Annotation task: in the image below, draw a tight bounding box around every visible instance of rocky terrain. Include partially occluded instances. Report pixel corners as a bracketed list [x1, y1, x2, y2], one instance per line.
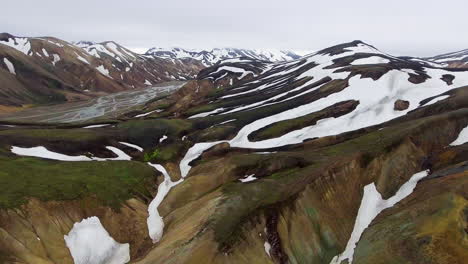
[1, 40, 468, 264]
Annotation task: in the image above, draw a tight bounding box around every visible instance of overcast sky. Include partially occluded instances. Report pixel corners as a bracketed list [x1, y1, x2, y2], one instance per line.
[2, 0, 468, 56]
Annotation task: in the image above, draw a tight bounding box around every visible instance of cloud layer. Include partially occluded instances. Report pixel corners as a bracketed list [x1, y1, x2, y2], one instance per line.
[2, 0, 467, 56]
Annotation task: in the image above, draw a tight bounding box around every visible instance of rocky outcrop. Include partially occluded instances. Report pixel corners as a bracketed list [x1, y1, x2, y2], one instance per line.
[394, 99, 410, 111]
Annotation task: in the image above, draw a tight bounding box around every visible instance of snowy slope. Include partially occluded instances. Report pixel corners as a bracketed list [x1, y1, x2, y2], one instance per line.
[145, 47, 302, 66]
[185, 40, 468, 153]
[424, 49, 468, 68]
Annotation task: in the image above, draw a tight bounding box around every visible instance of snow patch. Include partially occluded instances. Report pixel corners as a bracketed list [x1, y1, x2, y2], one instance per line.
[450, 125, 468, 146]
[0, 38, 31, 55]
[83, 124, 110, 128]
[11, 146, 131, 161]
[159, 135, 168, 143]
[351, 56, 390, 65]
[52, 54, 61, 66]
[330, 170, 428, 264]
[119, 142, 143, 152]
[422, 95, 450, 106]
[3, 58, 16, 75]
[96, 65, 112, 78]
[239, 174, 257, 183]
[134, 109, 162, 118]
[179, 141, 226, 178]
[146, 163, 183, 243]
[77, 55, 90, 64]
[64, 216, 130, 264]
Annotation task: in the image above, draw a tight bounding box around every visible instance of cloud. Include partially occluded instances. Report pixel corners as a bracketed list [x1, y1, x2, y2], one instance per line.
[2, 0, 468, 56]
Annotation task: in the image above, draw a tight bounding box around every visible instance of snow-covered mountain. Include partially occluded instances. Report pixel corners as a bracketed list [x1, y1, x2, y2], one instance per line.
[145, 47, 302, 66]
[424, 49, 468, 68]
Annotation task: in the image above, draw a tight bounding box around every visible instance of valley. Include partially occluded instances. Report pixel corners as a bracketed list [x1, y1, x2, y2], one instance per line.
[0, 81, 184, 123]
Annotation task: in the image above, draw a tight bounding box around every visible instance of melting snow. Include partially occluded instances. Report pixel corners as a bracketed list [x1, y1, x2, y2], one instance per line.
[96, 65, 112, 78]
[159, 135, 168, 143]
[146, 163, 183, 243]
[144, 80, 152, 86]
[239, 174, 257, 183]
[179, 141, 226, 178]
[330, 170, 428, 264]
[119, 142, 143, 152]
[3, 58, 16, 75]
[0, 37, 31, 55]
[422, 95, 450, 106]
[52, 54, 61, 66]
[64, 216, 130, 264]
[450, 125, 468, 146]
[42, 48, 49, 57]
[77, 55, 90, 64]
[83, 124, 110, 128]
[351, 56, 390, 65]
[134, 109, 162, 118]
[11, 146, 131, 161]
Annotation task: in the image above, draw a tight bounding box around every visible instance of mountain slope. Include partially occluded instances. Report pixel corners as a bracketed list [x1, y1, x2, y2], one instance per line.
[424, 49, 468, 68]
[145, 47, 302, 66]
[0, 33, 204, 110]
[0, 40, 468, 264]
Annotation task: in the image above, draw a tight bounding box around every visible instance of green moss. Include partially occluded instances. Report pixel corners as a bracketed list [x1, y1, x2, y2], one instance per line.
[117, 119, 192, 148]
[0, 156, 156, 209]
[0, 128, 106, 143]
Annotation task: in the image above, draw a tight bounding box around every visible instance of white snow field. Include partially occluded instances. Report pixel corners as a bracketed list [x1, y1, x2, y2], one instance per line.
[0, 37, 31, 55]
[3, 58, 16, 74]
[64, 216, 130, 264]
[11, 146, 131, 161]
[330, 170, 428, 264]
[83, 124, 111, 128]
[96, 65, 112, 78]
[239, 174, 258, 183]
[146, 163, 183, 243]
[118, 142, 144, 152]
[450, 125, 468, 146]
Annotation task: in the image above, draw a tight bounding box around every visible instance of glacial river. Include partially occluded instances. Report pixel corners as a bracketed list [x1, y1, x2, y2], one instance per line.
[0, 81, 184, 123]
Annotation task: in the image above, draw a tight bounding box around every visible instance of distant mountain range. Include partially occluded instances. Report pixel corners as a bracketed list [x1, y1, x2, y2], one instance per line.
[2, 32, 468, 112]
[145, 47, 303, 66]
[0, 33, 204, 110]
[0, 33, 307, 111]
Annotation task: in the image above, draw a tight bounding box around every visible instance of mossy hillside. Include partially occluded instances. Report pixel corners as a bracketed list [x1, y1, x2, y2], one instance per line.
[143, 141, 188, 163]
[0, 128, 115, 156]
[184, 74, 314, 119]
[117, 119, 192, 149]
[0, 156, 156, 209]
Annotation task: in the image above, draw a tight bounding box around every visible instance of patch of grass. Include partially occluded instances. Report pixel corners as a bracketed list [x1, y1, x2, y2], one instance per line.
[144, 149, 162, 162]
[0, 156, 156, 209]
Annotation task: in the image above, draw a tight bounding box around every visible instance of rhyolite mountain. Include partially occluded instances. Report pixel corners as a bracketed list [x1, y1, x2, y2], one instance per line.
[1, 40, 468, 264]
[0, 33, 205, 112]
